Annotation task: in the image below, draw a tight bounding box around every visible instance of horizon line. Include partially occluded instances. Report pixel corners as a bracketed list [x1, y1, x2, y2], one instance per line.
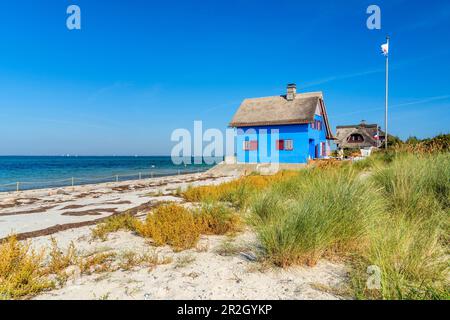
[0, 155, 223, 157]
[0, 154, 173, 157]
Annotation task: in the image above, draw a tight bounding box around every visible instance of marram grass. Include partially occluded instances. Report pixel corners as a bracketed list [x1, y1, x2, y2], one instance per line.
[358, 153, 450, 299]
[248, 151, 449, 300]
[251, 168, 383, 267]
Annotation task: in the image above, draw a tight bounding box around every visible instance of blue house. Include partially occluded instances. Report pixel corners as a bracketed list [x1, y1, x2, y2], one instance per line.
[229, 84, 334, 164]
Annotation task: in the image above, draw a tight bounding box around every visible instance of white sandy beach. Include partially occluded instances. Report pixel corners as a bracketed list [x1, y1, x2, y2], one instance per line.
[0, 173, 233, 239]
[0, 172, 349, 300]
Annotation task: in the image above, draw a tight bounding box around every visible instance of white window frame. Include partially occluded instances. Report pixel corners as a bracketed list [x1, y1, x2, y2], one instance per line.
[284, 139, 294, 151]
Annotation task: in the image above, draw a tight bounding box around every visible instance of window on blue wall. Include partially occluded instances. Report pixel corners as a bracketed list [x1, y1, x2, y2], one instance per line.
[276, 139, 293, 151]
[276, 140, 284, 150]
[311, 121, 322, 130]
[313, 120, 321, 130]
[285, 140, 294, 150]
[243, 140, 258, 151]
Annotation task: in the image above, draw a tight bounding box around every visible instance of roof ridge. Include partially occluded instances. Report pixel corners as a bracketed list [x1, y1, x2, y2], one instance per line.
[243, 91, 323, 102]
[336, 124, 378, 128]
[243, 95, 283, 102]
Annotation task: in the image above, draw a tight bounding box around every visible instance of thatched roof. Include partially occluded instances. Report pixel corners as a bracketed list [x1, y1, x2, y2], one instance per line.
[335, 123, 384, 149]
[229, 91, 334, 139]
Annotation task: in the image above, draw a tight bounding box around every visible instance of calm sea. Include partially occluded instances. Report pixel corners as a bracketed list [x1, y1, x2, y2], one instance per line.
[0, 156, 219, 192]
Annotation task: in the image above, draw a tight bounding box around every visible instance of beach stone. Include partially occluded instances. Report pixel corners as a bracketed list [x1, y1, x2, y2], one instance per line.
[56, 189, 69, 195]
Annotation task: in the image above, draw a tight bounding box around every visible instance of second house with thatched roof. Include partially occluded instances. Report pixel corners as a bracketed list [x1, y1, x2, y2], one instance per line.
[229, 84, 335, 164]
[335, 121, 385, 151]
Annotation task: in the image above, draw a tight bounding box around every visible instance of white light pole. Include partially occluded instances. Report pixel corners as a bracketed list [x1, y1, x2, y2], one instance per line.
[384, 36, 389, 149]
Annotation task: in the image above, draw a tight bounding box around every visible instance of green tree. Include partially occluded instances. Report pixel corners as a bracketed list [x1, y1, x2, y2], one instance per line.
[387, 134, 403, 148]
[405, 136, 421, 144]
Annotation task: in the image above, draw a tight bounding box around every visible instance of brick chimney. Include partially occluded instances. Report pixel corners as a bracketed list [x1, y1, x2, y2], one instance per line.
[286, 83, 296, 101]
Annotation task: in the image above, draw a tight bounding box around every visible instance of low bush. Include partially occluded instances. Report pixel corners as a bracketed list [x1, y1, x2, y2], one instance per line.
[91, 214, 138, 241]
[44, 238, 78, 276]
[0, 236, 53, 299]
[195, 202, 242, 235]
[134, 204, 200, 251]
[78, 251, 117, 275]
[117, 250, 172, 271]
[133, 203, 242, 251]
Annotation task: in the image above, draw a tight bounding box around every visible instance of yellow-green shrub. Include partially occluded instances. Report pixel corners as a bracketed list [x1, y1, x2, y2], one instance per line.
[0, 236, 53, 299]
[195, 202, 241, 235]
[135, 204, 200, 251]
[79, 252, 117, 275]
[134, 203, 242, 251]
[91, 214, 138, 241]
[118, 250, 172, 271]
[44, 238, 78, 275]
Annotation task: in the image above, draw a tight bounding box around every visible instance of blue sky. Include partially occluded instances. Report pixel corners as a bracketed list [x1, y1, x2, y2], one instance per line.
[0, 0, 449, 155]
